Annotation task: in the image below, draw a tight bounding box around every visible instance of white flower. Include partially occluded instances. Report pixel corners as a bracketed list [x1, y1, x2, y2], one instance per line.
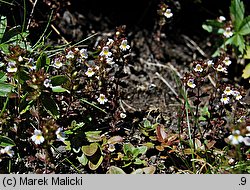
[119, 39, 130, 51]
[216, 64, 227, 73]
[106, 38, 114, 46]
[228, 130, 244, 145]
[56, 128, 66, 141]
[232, 90, 242, 100]
[223, 57, 231, 66]
[243, 137, 250, 146]
[99, 46, 112, 57]
[218, 16, 226, 22]
[108, 144, 116, 152]
[194, 64, 203, 72]
[223, 27, 233, 38]
[106, 57, 115, 65]
[120, 113, 127, 119]
[18, 56, 23, 62]
[31, 129, 45, 145]
[246, 126, 250, 132]
[53, 58, 63, 68]
[224, 86, 233, 95]
[206, 60, 214, 66]
[85, 67, 95, 77]
[220, 94, 230, 104]
[187, 78, 196, 88]
[80, 48, 88, 59]
[43, 79, 52, 88]
[66, 50, 74, 59]
[7, 61, 17, 73]
[97, 94, 108, 104]
[164, 8, 173, 18]
[0, 146, 14, 157]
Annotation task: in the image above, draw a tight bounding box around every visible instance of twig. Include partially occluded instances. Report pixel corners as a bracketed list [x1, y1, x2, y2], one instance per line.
[27, 0, 38, 30]
[182, 35, 207, 58]
[155, 72, 179, 97]
[51, 24, 70, 45]
[121, 100, 137, 112]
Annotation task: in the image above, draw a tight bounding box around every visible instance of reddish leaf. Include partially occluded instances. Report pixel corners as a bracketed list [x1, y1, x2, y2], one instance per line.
[156, 124, 167, 142]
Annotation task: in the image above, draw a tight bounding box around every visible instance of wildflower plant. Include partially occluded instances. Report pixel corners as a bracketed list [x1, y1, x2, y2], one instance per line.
[202, 0, 250, 56]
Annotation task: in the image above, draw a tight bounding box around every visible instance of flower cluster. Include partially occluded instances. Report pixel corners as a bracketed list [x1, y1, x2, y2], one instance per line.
[157, 2, 173, 26]
[228, 126, 250, 146]
[220, 85, 243, 104]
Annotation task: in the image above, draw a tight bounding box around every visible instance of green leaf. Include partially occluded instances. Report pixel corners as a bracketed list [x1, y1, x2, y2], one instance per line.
[244, 45, 250, 59]
[51, 86, 69, 93]
[239, 15, 250, 35]
[131, 168, 144, 174]
[242, 63, 250, 79]
[40, 94, 59, 119]
[123, 143, 134, 156]
[225, 34, 245, 54]
[202, 19, 224, 34]
[77, 153, 88, 166]
[0, 16, 7, 43]
[230, 0, 245, 30]
[202, 24, 213, 33]
[133, 158, 144, 165]
[36, 53, 50, 71]
[85, 131, 102, 142]
[82, 143, 99, 156]
[106, 166, 126, 174]
[0, 71, 7, 82]
[0, 136, 15, 147]
[137, 146, 147, 155]
[50, 75, 69, 86]
[107, 136, 123, 144]
[0, 82, 13, 97]
[88, 155, 103, 170]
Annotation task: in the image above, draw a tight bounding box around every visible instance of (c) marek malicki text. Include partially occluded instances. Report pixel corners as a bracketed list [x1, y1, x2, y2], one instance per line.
[19, 176, 83, 186]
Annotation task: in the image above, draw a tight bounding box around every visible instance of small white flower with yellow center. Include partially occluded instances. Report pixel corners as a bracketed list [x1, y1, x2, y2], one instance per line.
[223, 57, 231, 66]
[56, 128, 66, 142]
[119, 39, 130, 51]
[99, 46, 112, 57]
[187, 78, 196, 88]
[85, 67, 95, 77]
[97, 94, 108, 104]
[206, 60, 214, 66]
[0, 146, 14, 157]
[220, 94, 230, 104]
[218, 16, 226, 22]
[80, 48, 88, 59]
[228, 130, 244, 145]
[224, 86, 233, 95]
[31, 129, 45, 145]
[164, 8, 173, 18]
[53, 58, 63, 68]
[216, 64, 227, 73]
[7, 61, 17, 73]
[223, 27, 233, 38]
[194, 64, 203, 72]
[106, 57, 115, 65]
[106, 38, 114, 46]
[66, 50, 74, 59]
[232, 90, 242, 100]
[108, 144, 116, 152]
